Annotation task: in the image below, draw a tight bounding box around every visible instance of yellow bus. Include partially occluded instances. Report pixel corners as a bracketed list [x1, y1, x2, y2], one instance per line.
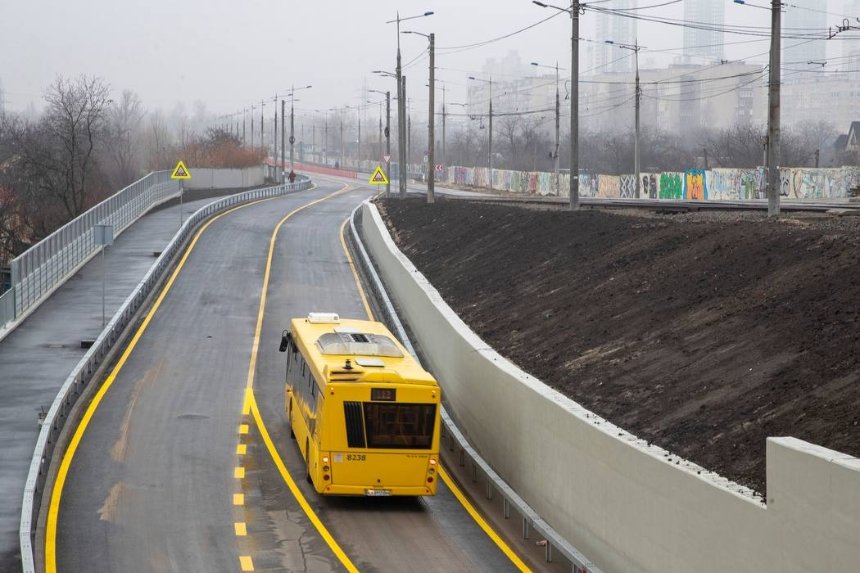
[278, 313, 441, 496]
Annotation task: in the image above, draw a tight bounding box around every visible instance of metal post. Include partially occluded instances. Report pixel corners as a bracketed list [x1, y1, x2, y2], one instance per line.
[290, 95, 296, 171]
[571, 2, 580, 210]
[766, 0, 781, 217]
[634, 42, 641, 199]
[358, 111, 362, 167]
[242, 110, 246, 146]
[428, 32, 436, 203]
[340, 116, 344, 168]
[488, 81, 493, 190]
[386, 91, 392, 198]
[401, 75, 408, 198]
[281, 99, 286, 180]
[179, 181, 183, 228]
[555, 62, 560, 195]
[101, 246, 106, 329]
[260, 99, 265, 152]
[396, 13, 407, 198]
[274, 105, 278, 178]
[251, 105, 254, 148]
[442, 85, 447, 170]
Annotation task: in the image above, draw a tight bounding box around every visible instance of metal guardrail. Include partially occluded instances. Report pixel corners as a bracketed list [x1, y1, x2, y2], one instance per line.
[18, 175, 312, 573]
[0, 171, 180, 332]
[346, 201, 601, 573]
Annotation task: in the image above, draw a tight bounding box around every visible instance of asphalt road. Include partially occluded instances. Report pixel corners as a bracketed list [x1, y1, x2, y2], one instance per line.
[54, 180, 519, 572]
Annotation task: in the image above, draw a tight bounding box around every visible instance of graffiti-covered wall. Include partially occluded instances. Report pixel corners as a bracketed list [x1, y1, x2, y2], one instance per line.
[444, 165, 860, 201]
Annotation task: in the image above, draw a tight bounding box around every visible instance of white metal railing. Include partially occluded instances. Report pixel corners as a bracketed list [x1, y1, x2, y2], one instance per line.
[346, 202, 601, 573]
[18, 175, 312, 573]
[0, 171, 180, 331]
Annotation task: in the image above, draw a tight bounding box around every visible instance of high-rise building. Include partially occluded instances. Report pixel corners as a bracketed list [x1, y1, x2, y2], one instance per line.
[683, 0, 725, 63]
[783, 0, 827, 79]
[592, 0, 638, 74]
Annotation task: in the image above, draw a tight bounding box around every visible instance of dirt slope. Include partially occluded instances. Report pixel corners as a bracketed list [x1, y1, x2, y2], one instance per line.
[377, 198, 860, 494]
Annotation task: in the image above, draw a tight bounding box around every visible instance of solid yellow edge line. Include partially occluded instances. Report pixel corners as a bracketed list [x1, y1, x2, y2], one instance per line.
[338, 204, 531, 572]
[339, 218, 375, 321]
[243, 184, 352, 391]
[44, 196, 278, 573]
[248, 393, 360, 573]
[439, 467, 532, 573]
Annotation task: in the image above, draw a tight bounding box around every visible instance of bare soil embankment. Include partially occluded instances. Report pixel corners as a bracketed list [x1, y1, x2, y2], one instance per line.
[377, 197, 860, 494]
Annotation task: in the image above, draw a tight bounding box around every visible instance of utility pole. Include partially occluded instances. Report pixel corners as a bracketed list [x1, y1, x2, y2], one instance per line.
[274, 101, 278, 176]
[289, 97, 295, 170]
[766, 0, 781, 217]
[554, 63, 560, 195]
[281, 99, 286, 180]
[340, 115, 344, 168]
[489, 85, 493, 190]
[571, 3, 580, 209]
[428, 32, 436, 203]
[386, 91, 391, 197]
[442, 83, 447, 169]
[397, 15, 406, 198]
[634, 42, 641, 199]
[358, 111, 362, 167]
[242, 108, 246, 146]
[251, 105, 255, 148]
[260, 100, 265, 152]
[401, 75, 408, 197]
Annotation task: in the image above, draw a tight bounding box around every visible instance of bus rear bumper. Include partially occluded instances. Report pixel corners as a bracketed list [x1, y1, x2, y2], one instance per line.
[319, 483, 437, 496]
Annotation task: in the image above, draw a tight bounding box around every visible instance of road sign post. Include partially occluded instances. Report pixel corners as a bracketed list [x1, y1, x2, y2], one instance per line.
[171, 160, 192, 228]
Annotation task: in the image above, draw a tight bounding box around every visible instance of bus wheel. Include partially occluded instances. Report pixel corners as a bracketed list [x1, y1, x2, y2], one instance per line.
[305, 439, 313, 485]
[288, 400, 295, 439]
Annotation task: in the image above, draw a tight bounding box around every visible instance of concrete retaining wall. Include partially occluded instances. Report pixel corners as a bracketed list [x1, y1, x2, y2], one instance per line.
[360, 201, 860, 573]
[184, 166, 266, 189]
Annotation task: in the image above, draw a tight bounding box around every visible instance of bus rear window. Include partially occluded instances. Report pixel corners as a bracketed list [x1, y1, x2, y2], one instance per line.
[362, 403, 436, 449]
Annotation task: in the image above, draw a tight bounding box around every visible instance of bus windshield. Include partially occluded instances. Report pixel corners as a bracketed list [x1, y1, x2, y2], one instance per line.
[363, 403, 436, 449]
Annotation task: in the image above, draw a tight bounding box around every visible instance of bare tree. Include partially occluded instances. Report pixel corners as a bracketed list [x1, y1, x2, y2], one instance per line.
[106, 90, 144, 186]
[42, 75, 112, 217]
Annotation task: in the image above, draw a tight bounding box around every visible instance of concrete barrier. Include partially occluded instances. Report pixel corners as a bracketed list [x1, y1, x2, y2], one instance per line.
[184, 166, 266, 189]
[359, 201, 860, 573]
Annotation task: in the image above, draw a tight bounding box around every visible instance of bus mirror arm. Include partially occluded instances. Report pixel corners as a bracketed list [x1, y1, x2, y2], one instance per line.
[279, 330, 291, 352]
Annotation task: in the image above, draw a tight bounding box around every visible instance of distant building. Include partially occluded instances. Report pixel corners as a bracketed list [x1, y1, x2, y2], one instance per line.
[593, 0, 638, 74]
[783, 0, 827, 79]
[581, 61, 766, 134]
[683, 0, 725, 63]
[780, 74, 860, 127]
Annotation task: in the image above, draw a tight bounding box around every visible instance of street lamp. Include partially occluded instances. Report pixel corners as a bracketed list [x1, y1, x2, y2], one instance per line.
[605, 40, 641, 199]
[531, 61, 564, 196]
[403, 29, 437, 203]
[533, 0, 581, 210]
[386, 10, 434, 198]
[468, 75, 493, 190]
[284, 85, 312, 175]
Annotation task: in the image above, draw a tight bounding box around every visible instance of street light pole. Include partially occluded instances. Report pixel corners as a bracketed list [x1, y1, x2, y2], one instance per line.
[281, 99, 286, 179]
[428, 32, 435, 203]
[531, 61, 563, 195]
[387, 10, 434, 199]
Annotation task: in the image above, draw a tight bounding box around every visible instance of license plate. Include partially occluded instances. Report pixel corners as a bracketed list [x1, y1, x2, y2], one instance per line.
[365, 489, 391, 497]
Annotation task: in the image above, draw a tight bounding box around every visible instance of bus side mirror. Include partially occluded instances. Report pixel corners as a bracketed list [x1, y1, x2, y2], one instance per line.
[279, 330, 291, 352]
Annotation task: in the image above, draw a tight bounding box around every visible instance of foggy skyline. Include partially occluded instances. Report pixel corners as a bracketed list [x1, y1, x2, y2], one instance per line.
[1, 0, 858, 119]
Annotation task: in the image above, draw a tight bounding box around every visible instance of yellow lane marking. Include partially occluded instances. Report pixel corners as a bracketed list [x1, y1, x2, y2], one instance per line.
[239, 555, 255, 571]
[339, 218, 374, 320]
[438, 467, 531, 572]
[233, 493, 245, 506]
[236, 444, 247, 455]
[234, 522, 247, 536]
[239, 424, 249, 435]
[234, 467, 245, 479]
[247, 392, 359, 573]
[340, 214, 532, 572]
[44, 193, 292, 573]
[244, 184, 354, 391]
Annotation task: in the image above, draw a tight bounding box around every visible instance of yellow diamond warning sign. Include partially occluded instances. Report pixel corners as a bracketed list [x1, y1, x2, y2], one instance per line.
[171, 160, 191, 180]
[368, 165, 389, 185]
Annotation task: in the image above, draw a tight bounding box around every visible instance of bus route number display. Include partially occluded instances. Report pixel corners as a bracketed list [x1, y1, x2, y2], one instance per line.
[371, 388, 396, 401]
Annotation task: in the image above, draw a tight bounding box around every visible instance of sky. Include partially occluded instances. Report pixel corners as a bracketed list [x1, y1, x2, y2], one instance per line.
[1, 0, 856, 120]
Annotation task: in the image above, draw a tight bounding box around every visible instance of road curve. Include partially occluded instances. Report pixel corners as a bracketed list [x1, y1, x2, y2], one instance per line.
[53, 180, 520, 572]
